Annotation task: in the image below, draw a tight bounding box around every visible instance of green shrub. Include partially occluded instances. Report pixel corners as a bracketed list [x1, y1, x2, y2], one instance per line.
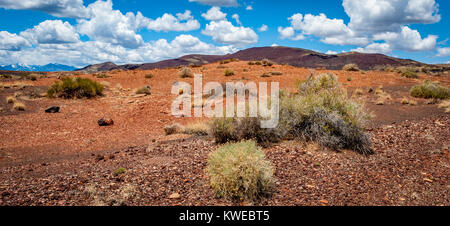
[224, 69, 235, 77]
[47, 77, 104, 99]
[343, 64, 360, 71]
[402, 71, 419, 79]
[207, 140, 274, 202]
[410, 80, 450, 99]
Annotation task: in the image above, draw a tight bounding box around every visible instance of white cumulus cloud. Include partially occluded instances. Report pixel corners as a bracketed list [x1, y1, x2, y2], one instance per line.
[188, 0, 238, 7]
[145, 10, 200, 32]
[436, 47, 450, 57]
[0, 31, 30, 51]
[202, 7, 227, 21]
[202, 20, 258, 47]
[0, 0, 91, 18]
[20, 20, 80, 44]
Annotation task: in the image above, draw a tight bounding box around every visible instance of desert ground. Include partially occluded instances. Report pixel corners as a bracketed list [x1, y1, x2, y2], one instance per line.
[0, 61, 449, 206]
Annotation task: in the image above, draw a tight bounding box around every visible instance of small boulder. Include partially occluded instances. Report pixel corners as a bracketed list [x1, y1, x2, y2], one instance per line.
[98, 118, 114, 126]
[45, 106, 60, 113]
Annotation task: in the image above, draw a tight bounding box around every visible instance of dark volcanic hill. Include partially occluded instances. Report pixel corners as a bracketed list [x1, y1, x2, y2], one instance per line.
[78, 46, 430, 73]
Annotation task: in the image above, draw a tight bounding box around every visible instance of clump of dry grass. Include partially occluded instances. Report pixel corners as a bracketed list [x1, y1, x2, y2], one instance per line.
[135, 86, 151, 95]
[6, 96, 16, 104]
[343, 64, 360, 71]
[207, 140, 275, 202]
[178, 67, 194, 78]
[401, 97, 410, 105]
[438, 100, 450, 112]
[13, 102, 25, 111]
[354, 89, 364, 95]
[183, 121, 209, 136]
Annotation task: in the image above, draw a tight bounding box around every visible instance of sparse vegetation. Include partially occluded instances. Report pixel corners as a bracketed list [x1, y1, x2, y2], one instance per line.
[260, 73, 271, 78]
[47, 77, 104, 99]
[145, 74, 154, 79]
[343, 64, 360, 72]
[262, 59, 274, 67]
[210, 73, 372, 154]
[248, 61, 255, 65]
[347, 77, 353, 81]
[224, 69, 235, 77]
[207, 140, 275, 202]
[178, 67, 194, 78]
[410, 80, 450, 100]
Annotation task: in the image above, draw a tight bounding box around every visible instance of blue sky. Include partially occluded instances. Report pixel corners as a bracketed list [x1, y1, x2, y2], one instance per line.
[1, 0, 450, 67]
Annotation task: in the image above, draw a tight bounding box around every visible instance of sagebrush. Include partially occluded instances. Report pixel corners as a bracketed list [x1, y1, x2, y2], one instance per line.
[207, 140, 274, 202]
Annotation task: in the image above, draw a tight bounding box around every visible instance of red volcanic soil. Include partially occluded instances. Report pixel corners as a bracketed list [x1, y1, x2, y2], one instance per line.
[0, 61, 449, 206]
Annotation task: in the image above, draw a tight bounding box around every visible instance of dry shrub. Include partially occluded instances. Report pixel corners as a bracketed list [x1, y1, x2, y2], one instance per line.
[270, 71, 283, 76]
[135, 86, 151, 95]
[354, 89, 364, 95]
[224, 69, 235, 77]
[279, 73, 372, 154]
[210, 115, 282, 145]
[410, 80, 450, 100]
[178, 67, 194, 78]
[145, 74, 154, 79]
[401, 98, 410, 105]
[343, 64, 360, 71]
[164, 123, 184, 135]
[207, 140, 274, 202]
[262, 59, 274, 67]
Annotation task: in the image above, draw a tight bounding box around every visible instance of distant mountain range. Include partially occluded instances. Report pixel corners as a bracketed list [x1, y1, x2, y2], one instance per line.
[0, 63, 78, 72]
[78, 46, 444, 73]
